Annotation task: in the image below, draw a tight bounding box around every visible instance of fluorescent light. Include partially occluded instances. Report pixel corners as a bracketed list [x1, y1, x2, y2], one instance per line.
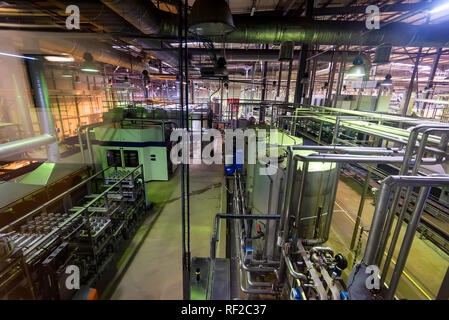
[81, 67, 99, 73]
[44, 55, 74, 62]
[0, 52, 36, 60]
[430, 2, 449, 14]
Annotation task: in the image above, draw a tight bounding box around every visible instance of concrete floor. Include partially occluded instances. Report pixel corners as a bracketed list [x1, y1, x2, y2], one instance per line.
[108, 166, 449, 300]
[110, 164, 224, 300]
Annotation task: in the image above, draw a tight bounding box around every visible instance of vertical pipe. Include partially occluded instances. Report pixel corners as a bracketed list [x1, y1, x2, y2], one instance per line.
[308, 52, 317, 105]
[385, 186, 430, 300]
[276, 62, 283, 97]
[322, 162, 341, 241]
[260, 44, 269, 123]
[285, 60, 293, 103]
[293, 45, 309, 105]
[363, 182, 393, 265]
[380, 132, 429, 283]
[332, 50, 347, 108]
[177, 0, 189, 300]
[25, 56, 59, 162]
[250, 62, 256, 102]
[326, 49, 338, 106]
[350, 169, 372, 250]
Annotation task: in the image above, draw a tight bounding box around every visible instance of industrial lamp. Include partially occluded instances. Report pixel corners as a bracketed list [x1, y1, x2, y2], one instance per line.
[381, 74, 392, 86]
[347, 57, 366, 78]
[188, 0, 235, 36]
[81, 52, 99, 73]
[61, 69, 73, 78]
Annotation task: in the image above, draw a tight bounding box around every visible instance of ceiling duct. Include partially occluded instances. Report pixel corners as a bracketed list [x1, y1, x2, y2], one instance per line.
[3, 31, 146, 72]
[56, 0, 178, 69]
[100, 1, 449, 47]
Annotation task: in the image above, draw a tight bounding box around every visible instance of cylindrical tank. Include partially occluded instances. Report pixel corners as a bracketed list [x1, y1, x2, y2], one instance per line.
[289, 150, 338, 240]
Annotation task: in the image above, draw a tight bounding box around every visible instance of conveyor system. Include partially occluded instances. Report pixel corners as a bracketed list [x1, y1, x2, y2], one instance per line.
[0, 165, 146, 299]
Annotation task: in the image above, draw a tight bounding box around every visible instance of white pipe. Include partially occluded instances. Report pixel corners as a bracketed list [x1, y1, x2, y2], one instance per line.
[0, 134, 56, 160]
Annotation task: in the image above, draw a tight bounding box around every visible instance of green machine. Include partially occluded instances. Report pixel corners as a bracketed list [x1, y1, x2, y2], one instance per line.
[94, 120, 177, 182]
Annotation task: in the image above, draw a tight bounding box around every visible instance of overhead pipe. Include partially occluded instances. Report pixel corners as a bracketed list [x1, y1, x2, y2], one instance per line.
[0, 135, 56, 160]
[4, 31, 146, 72]
[105, 1, 449, 47]
[189, 48, 370, 63]
[100, 0, 178, 68]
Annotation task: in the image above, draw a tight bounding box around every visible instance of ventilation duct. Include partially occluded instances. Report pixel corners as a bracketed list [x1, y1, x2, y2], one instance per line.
[58, 0, 178, 68]
[3, 31, 146, 72]
[100, 0, 449, 47]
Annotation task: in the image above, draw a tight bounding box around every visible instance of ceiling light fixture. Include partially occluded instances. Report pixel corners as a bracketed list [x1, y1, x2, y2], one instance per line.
[189, 0, 235, 36]
[0, 52, 36, 60]
[61, 69, 73, 78]
[81, 52, 99, 73]
[347, 57, 366, 78]
[381, 74, 393, 86]
[429, 2, 449, 14]
[44, 55, 74, 62]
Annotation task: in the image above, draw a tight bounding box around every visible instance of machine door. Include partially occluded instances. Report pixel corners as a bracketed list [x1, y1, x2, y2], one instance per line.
[124, 150, 139, 167]
[106, 150, 122, 167]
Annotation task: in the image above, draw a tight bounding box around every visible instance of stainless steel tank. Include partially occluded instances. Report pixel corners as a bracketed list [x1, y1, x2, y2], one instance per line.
[289, 150, 338, 240]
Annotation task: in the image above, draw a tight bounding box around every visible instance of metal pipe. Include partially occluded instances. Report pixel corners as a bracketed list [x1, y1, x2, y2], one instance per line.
[364, 175, 449, 266]
[385, 186, 430, 300]
[281, 247, 307, 281]
[25, 56, 59, 162]
[380, 131, 430, 282]
[0, 135, 56, 160]
[285, 60, 293, 103]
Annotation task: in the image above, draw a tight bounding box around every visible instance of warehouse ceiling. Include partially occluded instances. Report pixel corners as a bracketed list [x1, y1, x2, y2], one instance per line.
[0, 0, 449, 92]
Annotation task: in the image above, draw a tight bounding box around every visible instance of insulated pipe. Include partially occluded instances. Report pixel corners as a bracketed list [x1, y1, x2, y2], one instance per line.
[25, 56, 59, 162]
[4, 31, 146, 72]
[121, 1, 449, 48]
[0, 134, 56, 160]
[116, 1, 449, 47]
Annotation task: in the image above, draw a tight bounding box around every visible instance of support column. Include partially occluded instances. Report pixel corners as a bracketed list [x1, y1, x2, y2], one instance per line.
[325, 49, 338, 106]
[401, 47, 422, 116]
[422, 47, 442, 115]
[285, 60, 293, 103]
[260, 44, 269, 123]
[293, 0, 313, 106]
[276, 62, 283, 97]
[25, 56, 59, 162]
[293, 44, 309, 105]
